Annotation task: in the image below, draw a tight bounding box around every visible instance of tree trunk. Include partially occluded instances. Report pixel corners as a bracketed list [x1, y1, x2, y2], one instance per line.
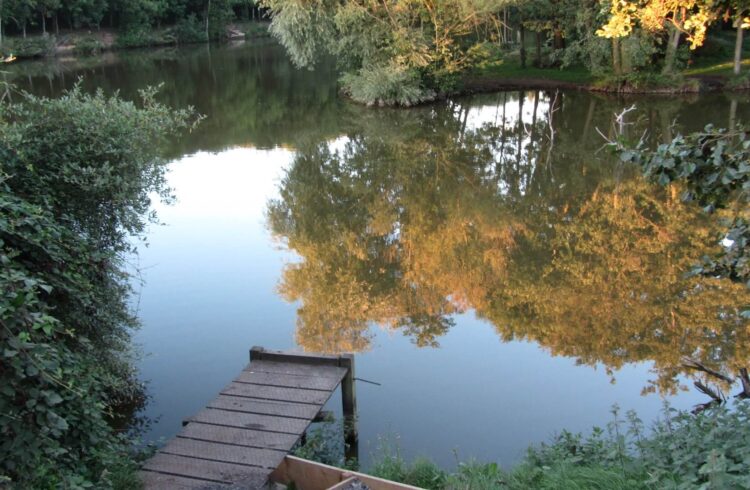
[54, 13, 59, 35]
[41, 12, 46, 35]
[520, 23, 526, 68]
[23, 23, 26, 38]
[612, 38, 621, 75]
[206, 0, 211, 41]
[662, 22, 682, 74]
[735, 20, 744, 76]
[535, 31, 542, 66]
[553, 29, 564, 50]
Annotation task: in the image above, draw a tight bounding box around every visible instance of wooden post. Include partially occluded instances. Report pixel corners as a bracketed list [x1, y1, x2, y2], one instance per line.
[249, 345, 265, 361]
[338, 354, 358, 462]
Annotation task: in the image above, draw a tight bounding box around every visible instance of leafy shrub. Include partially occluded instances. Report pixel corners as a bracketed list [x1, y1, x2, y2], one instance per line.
[727, 74, 750, 90]
[368, 439, 446, 489]
[174, 14, 207, 44]
[340, 63, 436, 107]
[323, 402, 750, 489]
[244, 22, 271, 39]
[596, 72, 700, 92]
[1, 36, 56, 59]
[115, 29, 173, 49]
[74, 36, 105, 55]
[0, 86, 198, 488]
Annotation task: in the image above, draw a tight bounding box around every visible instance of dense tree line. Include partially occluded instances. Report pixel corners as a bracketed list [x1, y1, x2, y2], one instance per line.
[263, 0, 749, 105]
[0, 0, 267, 40]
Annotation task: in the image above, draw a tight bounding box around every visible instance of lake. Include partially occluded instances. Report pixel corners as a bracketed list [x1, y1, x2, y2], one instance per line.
[10, 40, 750, 470]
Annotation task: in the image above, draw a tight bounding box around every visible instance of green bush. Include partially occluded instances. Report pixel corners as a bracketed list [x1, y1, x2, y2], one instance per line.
[174, 14, 207, 44]
[596, 71, 700, 92]
[1, 36, 56, 59]
[0, 86, 198, 488]
[340, 63, 437, 107]
[369, 440, 446, 489]
[244, 22, 271, 39]
[115, 29, 173, 49]
[303, 402, 750, 489]
[73, 36, 105, 55]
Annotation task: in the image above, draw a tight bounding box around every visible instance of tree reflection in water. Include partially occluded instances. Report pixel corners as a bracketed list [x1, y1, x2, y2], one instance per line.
[268, 90, 750, 394]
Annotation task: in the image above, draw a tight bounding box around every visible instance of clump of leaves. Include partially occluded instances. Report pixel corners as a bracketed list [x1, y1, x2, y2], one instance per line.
[618, 124, 750, 312]
[340, 63, 436, 107]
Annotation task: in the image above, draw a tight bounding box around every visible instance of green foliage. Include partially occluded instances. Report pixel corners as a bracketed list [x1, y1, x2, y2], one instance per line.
[115, 29, 173, 49]
[340, 63, 436, 107]
[727, 73, 750, 90]
[292, 419, 353, 469]
[619, 124, 750, 293]
[597, 72, 699, 92]
[73, 35, 105, 54]
[368, 439, 446, 489]
[359, 402, 750, 489]
[243, 21, 270, 39]
[174, 13, 207, 44]
[0, 86, 198, 488]
[0, 36, 56, 59]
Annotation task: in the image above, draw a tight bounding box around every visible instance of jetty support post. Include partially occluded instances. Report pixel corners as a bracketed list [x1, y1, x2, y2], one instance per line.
[339, 353, 358, 461]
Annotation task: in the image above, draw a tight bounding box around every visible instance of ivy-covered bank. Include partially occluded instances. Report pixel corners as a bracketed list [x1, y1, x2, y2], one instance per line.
[0, 87, 198, 488]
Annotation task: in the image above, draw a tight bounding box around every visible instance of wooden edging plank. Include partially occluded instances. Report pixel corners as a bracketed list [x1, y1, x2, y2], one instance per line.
[222, 382, 332, 405]
[250, 347, 342, 367]
[208, 395, 321, 420]
[271, 456, 424, 490]
[187, 408, 310, 435]
[245, 360, 348, 380]
[179, 421, 299, 451]
[235, 370, 343, 391]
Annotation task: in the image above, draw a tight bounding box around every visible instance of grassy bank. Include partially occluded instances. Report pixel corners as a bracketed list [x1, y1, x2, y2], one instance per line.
[461, 33, 750, 95]
[297, 401, 750, 489]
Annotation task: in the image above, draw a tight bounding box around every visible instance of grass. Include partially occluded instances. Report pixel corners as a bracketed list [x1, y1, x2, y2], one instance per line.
[685, 59, 750, 76]
[469, 58, 595, 85]
[297, 401, 750, 489]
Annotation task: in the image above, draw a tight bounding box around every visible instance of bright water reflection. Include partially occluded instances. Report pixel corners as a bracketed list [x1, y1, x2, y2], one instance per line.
[10, 41, 750, 468]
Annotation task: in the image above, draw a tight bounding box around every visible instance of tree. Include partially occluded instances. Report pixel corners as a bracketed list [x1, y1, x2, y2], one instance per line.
[597, 0, 720, 74]
[725, 0, 750, 75]
[261, 0, 513, 105]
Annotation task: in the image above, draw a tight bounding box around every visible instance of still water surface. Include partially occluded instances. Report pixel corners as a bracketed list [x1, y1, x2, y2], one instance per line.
[11, 41, 750, 469]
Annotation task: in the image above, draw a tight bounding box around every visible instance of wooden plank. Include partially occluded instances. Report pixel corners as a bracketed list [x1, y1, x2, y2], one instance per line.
[246, 360, 347, 380]
[250, 347, 341, 367]
[208, 395, 320, 420]
[222, 382, 332, 405]
[180, 422, 298, 451]
[235, 370, 342, 391]
[139, 470, 229, 489]
[162, 437, 286, 469]
[187, 408, 310, 435]
[142, 453, 269, 487]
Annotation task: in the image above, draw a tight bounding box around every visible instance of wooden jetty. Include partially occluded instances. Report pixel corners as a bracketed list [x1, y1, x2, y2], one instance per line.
[140, 347, 358, 489]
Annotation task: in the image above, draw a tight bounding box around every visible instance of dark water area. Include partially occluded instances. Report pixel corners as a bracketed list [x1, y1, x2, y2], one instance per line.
[9, 41, 750, 469]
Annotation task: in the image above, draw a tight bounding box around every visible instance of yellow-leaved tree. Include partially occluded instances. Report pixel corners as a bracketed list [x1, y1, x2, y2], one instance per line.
[597, 0, 720, 74]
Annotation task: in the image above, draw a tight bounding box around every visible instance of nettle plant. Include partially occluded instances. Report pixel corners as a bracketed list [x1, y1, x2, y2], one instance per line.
[618, 124, 750, 311]
[0, 86, 198, 488]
